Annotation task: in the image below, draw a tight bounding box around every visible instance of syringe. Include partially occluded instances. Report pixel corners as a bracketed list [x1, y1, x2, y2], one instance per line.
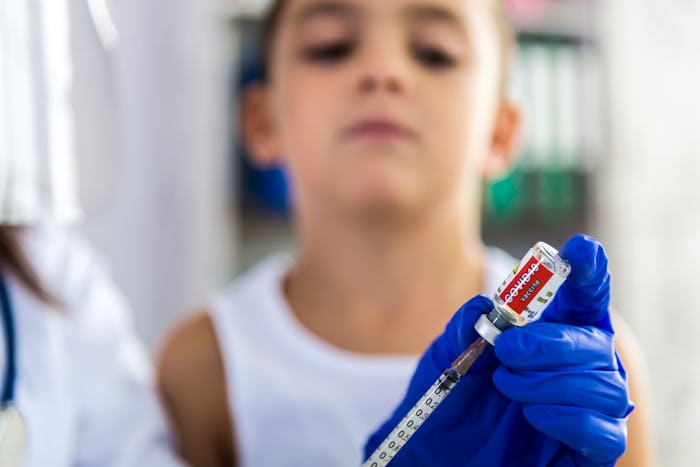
[363, 242, 571, 467]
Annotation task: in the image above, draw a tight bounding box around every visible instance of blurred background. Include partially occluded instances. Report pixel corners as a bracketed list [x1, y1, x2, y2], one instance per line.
[2, 0, 699, 464]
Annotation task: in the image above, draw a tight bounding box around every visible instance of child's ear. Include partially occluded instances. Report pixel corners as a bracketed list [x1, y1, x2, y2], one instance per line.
[482, 99, 522, 180]
[239, 82, 282, 168]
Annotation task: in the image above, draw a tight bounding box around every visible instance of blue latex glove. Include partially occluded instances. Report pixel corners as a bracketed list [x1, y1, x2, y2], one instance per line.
[364, 235, 633, 466]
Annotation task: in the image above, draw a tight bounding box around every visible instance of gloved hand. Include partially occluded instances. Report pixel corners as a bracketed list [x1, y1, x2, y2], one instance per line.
[364, 234, 634, 466]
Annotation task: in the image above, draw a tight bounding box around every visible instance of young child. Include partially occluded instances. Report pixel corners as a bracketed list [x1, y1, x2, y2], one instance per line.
[157, 1, 653, 465]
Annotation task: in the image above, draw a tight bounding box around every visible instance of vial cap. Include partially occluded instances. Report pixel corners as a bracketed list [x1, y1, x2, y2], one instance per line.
[474, 313, 502, 346]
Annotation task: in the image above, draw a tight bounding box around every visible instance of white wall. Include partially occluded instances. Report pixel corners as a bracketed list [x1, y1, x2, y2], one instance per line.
[70, 0, 237, 349]
[596, 1, 700, 465]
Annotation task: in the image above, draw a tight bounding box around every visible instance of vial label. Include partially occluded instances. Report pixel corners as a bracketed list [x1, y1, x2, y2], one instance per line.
[496, 250, 565, 320]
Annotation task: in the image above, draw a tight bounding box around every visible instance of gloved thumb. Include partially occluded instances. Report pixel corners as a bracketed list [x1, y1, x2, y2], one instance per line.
[541, 234, 612, 329]
[430, 294, 496, 368]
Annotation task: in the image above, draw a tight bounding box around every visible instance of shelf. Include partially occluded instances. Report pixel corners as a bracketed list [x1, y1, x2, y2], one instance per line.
[220, 0, 269, 20]
[508, 0, 597, 42]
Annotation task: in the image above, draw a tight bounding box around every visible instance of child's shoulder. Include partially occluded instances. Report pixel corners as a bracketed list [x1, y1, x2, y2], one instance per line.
[155, 253, 294, 463]
[157, 309, 235, 463]
[158, 253, 293, 375]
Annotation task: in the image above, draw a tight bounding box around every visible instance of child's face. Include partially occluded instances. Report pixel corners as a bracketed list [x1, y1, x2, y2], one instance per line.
[248, 0, 519, 220]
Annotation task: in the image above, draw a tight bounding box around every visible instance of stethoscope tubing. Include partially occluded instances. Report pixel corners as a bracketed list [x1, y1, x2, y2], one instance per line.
[0, 273, 16, 405]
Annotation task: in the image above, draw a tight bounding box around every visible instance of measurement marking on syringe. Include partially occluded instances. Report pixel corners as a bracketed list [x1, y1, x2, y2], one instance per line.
[364, 370, 459, 467]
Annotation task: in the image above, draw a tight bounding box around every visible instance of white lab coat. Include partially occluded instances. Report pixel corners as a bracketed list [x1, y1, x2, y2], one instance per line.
[0, 225, 183, 466]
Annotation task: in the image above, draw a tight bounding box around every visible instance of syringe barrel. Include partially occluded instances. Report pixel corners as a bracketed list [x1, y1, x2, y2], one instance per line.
[362, 369, 460, 467]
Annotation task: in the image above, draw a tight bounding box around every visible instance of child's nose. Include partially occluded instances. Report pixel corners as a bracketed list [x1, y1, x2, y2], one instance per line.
[358, 74, 401, 94]
[354, 33, 413, 96]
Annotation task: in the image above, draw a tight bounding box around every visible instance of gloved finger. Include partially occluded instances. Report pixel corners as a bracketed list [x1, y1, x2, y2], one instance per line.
[542, 234, 612, 329]
[493, 366, 631, 418]
[495, 323, 617, 370]
[522, 403, 630, 465]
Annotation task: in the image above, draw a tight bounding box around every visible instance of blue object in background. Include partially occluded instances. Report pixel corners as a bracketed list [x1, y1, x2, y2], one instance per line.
[236, 20, 291, 216]
[239, 157, 290, 215]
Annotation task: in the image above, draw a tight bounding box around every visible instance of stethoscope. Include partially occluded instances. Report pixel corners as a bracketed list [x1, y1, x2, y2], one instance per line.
[0, 274, 26, 467]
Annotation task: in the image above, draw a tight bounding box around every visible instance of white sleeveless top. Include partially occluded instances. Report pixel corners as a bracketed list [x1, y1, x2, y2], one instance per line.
[209, 248, 517, 467]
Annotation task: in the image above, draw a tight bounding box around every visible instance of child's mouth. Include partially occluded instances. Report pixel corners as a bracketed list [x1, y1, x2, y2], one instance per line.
[345, 118, 417, 142]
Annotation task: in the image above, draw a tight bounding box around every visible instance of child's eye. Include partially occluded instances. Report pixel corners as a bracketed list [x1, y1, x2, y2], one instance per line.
[412, 44, 458, 69]
[301, 41, 355, 64]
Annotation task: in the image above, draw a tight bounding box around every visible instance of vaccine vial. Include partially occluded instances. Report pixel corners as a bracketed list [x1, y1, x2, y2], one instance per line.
[475, 242, 571, 345]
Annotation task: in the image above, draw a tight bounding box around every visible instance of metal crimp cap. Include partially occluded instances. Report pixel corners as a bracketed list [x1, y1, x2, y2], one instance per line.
[474, 313, 502, 346]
